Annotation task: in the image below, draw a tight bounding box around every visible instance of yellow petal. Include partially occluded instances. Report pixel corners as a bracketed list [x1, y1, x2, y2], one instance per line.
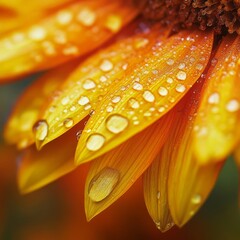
[143, 152, 174, 232]
[84, 110, 175, 220]
[35, 22, 170, 148]
[18, 120, 86, 194]
[0, 0, 141, 81]
[0, 0, 73, 34]
[76, 30, 213, 164]
[4, 61, 79, 149]
[163, 82, 223, 226]
[193, 35, 240, 164]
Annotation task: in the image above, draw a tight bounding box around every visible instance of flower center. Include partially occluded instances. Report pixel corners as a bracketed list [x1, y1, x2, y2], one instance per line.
[144, 0, 240, 34]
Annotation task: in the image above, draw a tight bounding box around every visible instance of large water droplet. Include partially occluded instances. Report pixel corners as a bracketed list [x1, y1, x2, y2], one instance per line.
[176, 71, 187, 80]
[128, 98, 140, 109]
[86, 133, 105, 151]
[63, 118, 74, 128]
[226, 99, 240, 112]
[100, 59, 113, 72]
[106, 114, 129, 134]
[77, 7, 96, 27]
[33, 119, 49, 141]
[158, 87, 168, 96]
[143, 90, 155, 103]
[83, 79, 96, 90]
[88, 167, 120, 202]
[78, 96, 90, 106]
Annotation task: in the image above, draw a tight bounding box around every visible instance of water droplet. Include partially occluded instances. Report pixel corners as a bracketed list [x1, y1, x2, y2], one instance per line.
[86, 133, 105, 151]
[88, 167, 120, 202]
[106, 105, 114, 113]
[133, 82, 143, 91]
[29, 26, 46, 41]
[77, 8, 96, 26]
[157, 191, 160, 200]
[61, 96, 70, 105]
[56, 10, 73, 25]
[158, 106, 166, 113]
[143, 90, 155, 103]
[106, 114, 129, 134]
[63, 118, 74, 128]
[196, 63, 204, 70]
[76, 130, 82, 140]
[166, 77, 174, 84]
[178, 63, 186, 69]
[83, 79, 96, 90]
[111, 96, 121, 103]
[100, 75, 107, 82]
[166, 58, 174, 66]
[226, 99, 240, 112]
[33, 120, 49, 141]
[175, 84, 186, 93]
[191, 194, 202, 204]
[208, 92, 220, 104]
[177, 71, 187, 80]
[70, 106, 76, 112]
[128, 98, 140, 109]
[100, 59, 113, 72]
[158, 87, 168, 96]
[105, 14, 122, 32]
[78, 96, 90, 106]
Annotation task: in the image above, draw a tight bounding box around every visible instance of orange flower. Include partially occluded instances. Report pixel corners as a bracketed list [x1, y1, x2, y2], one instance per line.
[1, 0, 240, 232]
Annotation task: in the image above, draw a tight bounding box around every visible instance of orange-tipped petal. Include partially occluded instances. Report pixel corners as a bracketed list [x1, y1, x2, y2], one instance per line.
[193, 35, 240, 164]
[84, 111, 174, 221]
[0, 0, 141, 81]
[4, 61, 79, 149]
[76, 30, 213, 164]
[143, 152, 174, 232]
[18, 120, 86, 194]
[164, 83, 223, 226]
[34, 22, 170, 148]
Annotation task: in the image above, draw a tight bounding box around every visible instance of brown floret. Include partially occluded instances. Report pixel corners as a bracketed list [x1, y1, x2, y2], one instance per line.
[144, 0, 240, 34]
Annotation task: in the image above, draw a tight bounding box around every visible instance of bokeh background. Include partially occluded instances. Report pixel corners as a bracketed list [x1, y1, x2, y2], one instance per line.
[0, 77, 240, 240]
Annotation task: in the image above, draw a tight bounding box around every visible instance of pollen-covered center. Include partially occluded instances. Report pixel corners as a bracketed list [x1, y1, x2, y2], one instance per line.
[144, 0, 240, 34]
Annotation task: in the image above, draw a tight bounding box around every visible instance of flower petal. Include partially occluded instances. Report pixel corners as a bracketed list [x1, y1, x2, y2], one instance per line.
[18, 120, 86, 194]
[193, 35, 240, 164]
[0, 0, 72, 34]
[143, 152, 174, 232]
[0, 0, 141, 81]
[35, 22, 170, 148]
[163, 82, 223, 226]
[4, 61, 79, 149]
[76, 30, 213, 164]
[84, 110, 175, 220]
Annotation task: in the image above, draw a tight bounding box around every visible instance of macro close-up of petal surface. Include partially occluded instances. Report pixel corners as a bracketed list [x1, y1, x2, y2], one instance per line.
[0, 0, 240, 240]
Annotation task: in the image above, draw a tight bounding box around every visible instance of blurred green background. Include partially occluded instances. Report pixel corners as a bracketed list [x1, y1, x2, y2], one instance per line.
[0, 77, 239, 240]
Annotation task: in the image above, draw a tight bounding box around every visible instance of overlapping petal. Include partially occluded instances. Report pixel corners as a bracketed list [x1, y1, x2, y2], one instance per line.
[84, 110, 174, 220]
[143, 150, 174, 232]
[0, 0, 141, 81]
[76, 30, 213, 164]
[193, 35, 240, 164]
[33, 22, 170, 149]
[4, 61, 79, 149]
[162, 81, 223, 227]
[18, 119, 86, 194]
